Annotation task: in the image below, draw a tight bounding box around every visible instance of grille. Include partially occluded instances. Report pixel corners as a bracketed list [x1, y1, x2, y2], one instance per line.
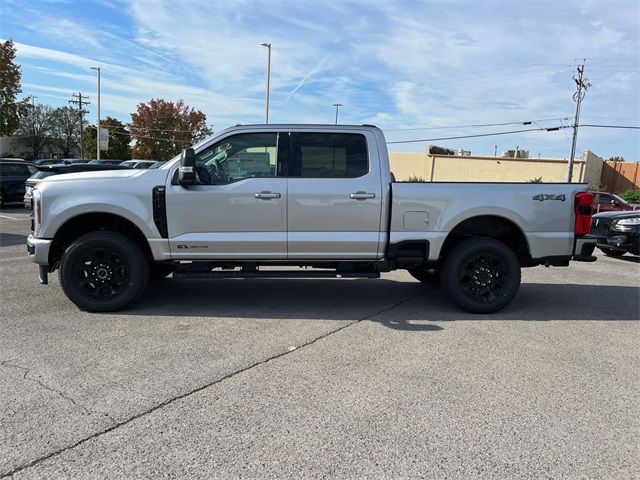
[590, 217, 613, 236]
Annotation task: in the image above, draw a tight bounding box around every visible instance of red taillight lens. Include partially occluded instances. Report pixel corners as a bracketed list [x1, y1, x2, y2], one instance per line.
[574, 192, 593, 235]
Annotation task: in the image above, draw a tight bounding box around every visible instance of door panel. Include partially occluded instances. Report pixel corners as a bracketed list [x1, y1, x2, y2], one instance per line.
[166, 178, 287, 259]
[286, 132, 383, 259]
[165, 131, 287, 259]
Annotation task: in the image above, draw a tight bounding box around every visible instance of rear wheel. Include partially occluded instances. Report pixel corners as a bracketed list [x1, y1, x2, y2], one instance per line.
[59, 231, 150, 312]
[599, 247, 625, 257]
[441, 237, 521, 314]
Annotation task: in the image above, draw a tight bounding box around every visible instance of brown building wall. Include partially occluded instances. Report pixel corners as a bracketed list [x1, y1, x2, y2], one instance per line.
[600, 161, 640, 193]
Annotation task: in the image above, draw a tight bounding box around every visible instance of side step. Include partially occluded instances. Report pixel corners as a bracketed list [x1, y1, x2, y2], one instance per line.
[173, 268, 380, 280]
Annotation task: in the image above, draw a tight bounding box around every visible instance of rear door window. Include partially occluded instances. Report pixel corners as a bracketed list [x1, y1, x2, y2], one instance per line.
[289, 133, 368, 178]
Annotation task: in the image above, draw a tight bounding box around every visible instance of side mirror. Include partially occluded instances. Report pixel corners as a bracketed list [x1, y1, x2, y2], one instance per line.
[178, 148, 196, 186]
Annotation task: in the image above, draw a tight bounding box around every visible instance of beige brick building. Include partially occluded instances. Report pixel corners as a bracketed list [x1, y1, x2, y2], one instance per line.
[389, 149, 603, 184]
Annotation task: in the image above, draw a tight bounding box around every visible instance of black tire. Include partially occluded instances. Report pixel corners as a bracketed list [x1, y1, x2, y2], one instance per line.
[441, 237, 521, 314]
[150, 263, 175, 280]
[408, 266, 440, 285]
[59, 231, 150, 312]
[598, 247, 625, 257]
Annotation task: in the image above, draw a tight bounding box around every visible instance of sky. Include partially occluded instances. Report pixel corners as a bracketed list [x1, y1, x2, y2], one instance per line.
[1, 0, 639, 159]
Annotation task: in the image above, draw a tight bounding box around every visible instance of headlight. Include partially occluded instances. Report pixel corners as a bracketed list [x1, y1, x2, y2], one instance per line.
[617, 217, 640, 226]
[33, 189, 42, 234]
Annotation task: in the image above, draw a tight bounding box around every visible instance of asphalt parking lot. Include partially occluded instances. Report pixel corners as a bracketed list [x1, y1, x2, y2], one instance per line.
[1, 206, 638, 479]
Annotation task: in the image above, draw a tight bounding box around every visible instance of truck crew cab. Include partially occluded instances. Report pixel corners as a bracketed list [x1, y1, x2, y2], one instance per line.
[27, 125, 596, 313]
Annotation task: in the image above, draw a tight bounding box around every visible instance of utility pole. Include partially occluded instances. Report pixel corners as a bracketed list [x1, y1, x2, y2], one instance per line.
[567, 60, 591, 182]
[333, 103, 343, 124]
[69, 93, 90, 159]
[91, 67, 101, 160]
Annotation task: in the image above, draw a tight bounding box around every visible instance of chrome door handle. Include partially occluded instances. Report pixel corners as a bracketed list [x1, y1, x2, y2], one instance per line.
[350, 191, 376, 200]
[254, 191, 281, 199]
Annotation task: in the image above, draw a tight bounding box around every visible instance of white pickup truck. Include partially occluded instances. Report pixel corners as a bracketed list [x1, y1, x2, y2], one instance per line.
[27, 124, 596, 313]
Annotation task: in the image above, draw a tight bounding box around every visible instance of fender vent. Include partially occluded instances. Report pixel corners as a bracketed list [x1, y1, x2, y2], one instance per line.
[152, 186, 168, 238]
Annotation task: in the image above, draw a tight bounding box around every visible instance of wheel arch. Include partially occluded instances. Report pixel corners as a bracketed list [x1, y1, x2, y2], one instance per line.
[48, 212, 153, 270]
[439, 215, 531, 263]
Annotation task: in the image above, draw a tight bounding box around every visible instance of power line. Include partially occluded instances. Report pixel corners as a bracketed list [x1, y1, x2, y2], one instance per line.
[108, 129, 193, 144]
[385, 126, 569, 144]
[384, 117, 571, 132]
[579, 124, 640, 129]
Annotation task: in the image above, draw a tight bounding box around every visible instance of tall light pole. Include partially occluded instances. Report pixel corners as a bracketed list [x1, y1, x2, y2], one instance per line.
[333, 103, 343, 124]
[90, 66, 101, 160]
[261, 43, 271, 124]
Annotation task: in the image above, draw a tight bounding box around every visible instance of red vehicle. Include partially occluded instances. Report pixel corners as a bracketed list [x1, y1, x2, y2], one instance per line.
[591, 192, 639, 214]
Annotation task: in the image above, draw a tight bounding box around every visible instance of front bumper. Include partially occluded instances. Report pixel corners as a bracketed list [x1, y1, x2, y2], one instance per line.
[591, 231, 640, 253]
[27, 234, 52, 266]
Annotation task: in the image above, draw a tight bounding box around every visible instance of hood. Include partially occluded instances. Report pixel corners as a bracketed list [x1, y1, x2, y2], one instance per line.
[592, 210, 640, 219]
[41, 168, 146, 183]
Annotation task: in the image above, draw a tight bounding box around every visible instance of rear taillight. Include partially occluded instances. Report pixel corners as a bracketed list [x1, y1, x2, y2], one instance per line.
[574, 192, 593, 235]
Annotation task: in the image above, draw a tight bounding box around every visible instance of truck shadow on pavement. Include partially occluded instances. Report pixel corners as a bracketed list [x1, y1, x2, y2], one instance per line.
[127, 279, 639, 328]
[0, 232, 27, 246]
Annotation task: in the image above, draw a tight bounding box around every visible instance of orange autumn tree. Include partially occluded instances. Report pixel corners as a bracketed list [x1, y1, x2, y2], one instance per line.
[129, 99, 212, 161]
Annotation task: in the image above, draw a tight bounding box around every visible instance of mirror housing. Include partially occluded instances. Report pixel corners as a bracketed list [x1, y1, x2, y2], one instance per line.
[178, 148, 196, 186]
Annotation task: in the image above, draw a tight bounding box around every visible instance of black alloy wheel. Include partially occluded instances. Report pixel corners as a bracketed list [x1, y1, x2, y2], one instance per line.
[441, 237, 521, 314]
[59, 231, 149, 311]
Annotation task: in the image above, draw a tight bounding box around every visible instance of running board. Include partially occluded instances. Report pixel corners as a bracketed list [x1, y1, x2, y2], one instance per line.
[173, 269, 380, 279]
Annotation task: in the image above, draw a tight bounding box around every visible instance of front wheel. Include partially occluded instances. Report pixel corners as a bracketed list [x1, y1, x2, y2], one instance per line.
[441, 237, 521, 314]
[59, 231, 150, 312]
[598, 247, 625, 257]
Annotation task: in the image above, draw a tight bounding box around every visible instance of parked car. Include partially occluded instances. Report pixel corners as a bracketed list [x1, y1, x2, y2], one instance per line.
[119, 160, 159, 169]
[27, 124, 597, 313]
[88, 159, 126, 166]
[589, 210, 640, 256]
[24, 163, 132, 208]
[591, 192, 639, 214]
[0, 159, 36, 207]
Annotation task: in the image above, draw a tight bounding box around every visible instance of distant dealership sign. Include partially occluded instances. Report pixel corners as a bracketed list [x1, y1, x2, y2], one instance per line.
[99, 127, 109, 150]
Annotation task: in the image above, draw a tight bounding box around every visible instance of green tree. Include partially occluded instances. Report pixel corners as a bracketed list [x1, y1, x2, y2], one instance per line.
[51, 106, 81, 158]
[15, 103, 55, 160]
[84, 117, 132, 159]
[0, 39, 29, 136]
[129, 99, 212, 160]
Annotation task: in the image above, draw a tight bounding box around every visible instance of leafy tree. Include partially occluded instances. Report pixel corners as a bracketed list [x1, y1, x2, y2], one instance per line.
[129, 99, 212, 160]
[0, 39, 29, 136]
[15, 104, 55, 160]
[608, 156, 625, 162]
[51, 106, 81, 158]
[84, 117, 132, 159]
[620, 189, 640, 204]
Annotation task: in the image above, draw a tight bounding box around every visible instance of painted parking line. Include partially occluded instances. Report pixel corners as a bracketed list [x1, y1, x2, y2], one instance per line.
[0, 214, 20, 220]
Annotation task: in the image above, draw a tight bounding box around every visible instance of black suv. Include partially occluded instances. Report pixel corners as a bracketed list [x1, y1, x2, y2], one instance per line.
[589, 210, 640, 257]
[0, 160, 36, 207]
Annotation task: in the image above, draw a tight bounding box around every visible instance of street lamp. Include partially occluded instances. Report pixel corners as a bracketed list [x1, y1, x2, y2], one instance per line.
[333, 103, 342, 124]
[261, 43, 271, 124]
[90, 66, 101, 160]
